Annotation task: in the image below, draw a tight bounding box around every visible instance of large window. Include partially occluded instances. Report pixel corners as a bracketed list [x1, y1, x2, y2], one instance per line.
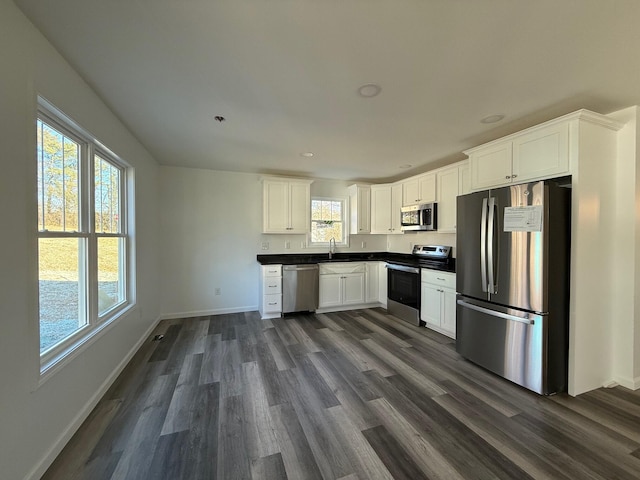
[37, 100, 131, 369]
[310, 197, 348, 245]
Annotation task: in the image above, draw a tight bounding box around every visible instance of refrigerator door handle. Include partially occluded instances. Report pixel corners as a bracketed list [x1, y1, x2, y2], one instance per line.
[480, 197, 488, 292]
[487, 196, 496, 294]
[457, 299, 535, 325]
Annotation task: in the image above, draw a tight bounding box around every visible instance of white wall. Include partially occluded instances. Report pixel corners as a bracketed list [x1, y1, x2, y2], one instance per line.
[159, 167, 263, 317]
[609, 106, 640, 388]
[0, 1, 161, 479]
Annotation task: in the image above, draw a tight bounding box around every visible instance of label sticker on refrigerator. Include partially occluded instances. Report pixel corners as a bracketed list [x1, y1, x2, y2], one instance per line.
[503, 205, 543, 232]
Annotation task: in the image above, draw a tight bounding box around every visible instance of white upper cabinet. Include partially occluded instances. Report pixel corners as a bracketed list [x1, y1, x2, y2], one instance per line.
[436, 164, 460, 233]
[402, 172, 436, 206]
[436, 161, 469, 233]
[466, 115, 574, 191]
[512, 122, 569, 181]
[262, 177, 312, 234]
[370, 182, 403, 234]
[348, 184, 371, 234]
[469, 142, 513, 190]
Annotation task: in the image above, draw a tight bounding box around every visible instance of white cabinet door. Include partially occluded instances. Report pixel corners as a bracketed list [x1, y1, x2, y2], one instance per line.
[379, 263, 388, 307]
[436, 166, 459, 233]
[512, 122, 569, 182]
[319, 274, 342, 308]
[342, 273, 365, 305]
[390, 183, 403, 234]
[288, 181, 310, 233]
[421, 283, 442, 327]
[365, 262, 379, 303]
[263, 180, 289, 232]
[402, 178, 420, 206]
[441, 289, 457, 336]
[349, 184, 371, 234]
[418, 173, 436, 203]
[370, 185, 392, 234]
[469, 142, 512, 190]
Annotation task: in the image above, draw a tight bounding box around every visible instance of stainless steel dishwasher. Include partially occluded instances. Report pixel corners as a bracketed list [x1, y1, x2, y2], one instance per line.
[282, 264, 319, 313]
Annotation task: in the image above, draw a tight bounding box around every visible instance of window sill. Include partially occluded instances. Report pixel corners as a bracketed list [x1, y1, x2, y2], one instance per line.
[38, 303, 136, 388]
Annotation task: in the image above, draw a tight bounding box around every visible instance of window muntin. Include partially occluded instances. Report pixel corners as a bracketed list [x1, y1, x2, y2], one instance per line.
[310, 198, 347, 245]
[36, 103, 131, 363]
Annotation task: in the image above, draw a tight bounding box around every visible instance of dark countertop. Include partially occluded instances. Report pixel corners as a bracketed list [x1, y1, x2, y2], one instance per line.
[256, 251, 455, 273]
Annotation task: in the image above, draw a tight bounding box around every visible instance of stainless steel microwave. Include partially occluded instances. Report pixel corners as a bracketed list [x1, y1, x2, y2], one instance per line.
[400, 202, 437, 231]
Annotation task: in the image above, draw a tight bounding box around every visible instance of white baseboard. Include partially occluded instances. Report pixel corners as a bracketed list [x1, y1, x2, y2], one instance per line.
[24, 315, 162, 480]
[612, 375, 640, 391]
[159, 305, 258, 320]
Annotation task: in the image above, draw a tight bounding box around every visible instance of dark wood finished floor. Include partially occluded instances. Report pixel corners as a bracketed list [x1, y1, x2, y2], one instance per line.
[43, 308, 640, 479]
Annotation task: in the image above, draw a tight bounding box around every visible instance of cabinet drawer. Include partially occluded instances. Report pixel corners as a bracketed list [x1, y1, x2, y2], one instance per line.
[262, 265, 282, 277]
[263, 294, 282, 312]
[421, 269, 455, 289]
[263, 277, 282, 294]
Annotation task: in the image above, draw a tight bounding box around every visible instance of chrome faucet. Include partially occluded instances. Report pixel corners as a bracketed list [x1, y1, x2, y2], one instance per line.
[329, 237, 336, 259]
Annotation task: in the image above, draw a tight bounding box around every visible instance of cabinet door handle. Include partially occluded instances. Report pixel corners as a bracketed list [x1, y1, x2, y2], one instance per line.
[511, 174, 518, 178]
[269, 284, 277, 287]
[505, 175, 511, 179]
[437, 277, 445, 281]
[268, 302, 278, 305]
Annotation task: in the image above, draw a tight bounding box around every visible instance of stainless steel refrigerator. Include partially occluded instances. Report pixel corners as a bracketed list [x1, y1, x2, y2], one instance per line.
[456, 179, 570, 394]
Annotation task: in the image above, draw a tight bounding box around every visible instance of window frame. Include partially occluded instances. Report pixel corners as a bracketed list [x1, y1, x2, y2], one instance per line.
[37, 98, 133, 376]
[309, 196, 349, 247]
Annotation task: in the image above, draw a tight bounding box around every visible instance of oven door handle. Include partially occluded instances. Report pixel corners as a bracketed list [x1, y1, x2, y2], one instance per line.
[385, 264, 420, 275]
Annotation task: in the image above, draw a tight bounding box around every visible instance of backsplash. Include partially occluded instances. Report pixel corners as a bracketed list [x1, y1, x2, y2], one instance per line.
[387, 231, 457, 257]
[259, 232, 456, 257]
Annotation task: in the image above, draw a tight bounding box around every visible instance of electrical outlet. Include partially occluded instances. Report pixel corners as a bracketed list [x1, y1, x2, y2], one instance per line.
[300, 241, 306, 249]
[261, 241, 269, 250]
[285, 241, 291, 249]
[361, 241, 366, 248]
[215, 288, 221, 295]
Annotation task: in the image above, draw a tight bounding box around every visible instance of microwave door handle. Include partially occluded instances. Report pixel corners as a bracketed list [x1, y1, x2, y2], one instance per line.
[480, 197, 488, 293]
[487, 196, 496, 294]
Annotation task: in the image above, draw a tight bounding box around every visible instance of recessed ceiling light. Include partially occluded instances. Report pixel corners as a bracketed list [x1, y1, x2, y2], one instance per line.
[300, 152, 314, 158]
[398, 164, 413, 169]
[358, 83, 382, 98]
[480, 114, 505, 124]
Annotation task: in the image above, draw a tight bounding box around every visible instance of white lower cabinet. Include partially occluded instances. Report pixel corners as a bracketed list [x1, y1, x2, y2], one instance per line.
[319, 262, 379, 311]
[420, 269, 456, 338]
[259, 264, 282, 319]
[365, 262, 380, 303]
[319, 272, 365, 308]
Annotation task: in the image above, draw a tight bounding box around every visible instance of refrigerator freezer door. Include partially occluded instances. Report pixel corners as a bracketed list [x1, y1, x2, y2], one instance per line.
[456, 296, 549, 394]
[489, 182, 546, 313]
[456, 191, 490, 301]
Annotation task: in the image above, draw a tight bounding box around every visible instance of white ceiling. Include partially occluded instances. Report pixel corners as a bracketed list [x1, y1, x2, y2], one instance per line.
[14, 0, 640, 182]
